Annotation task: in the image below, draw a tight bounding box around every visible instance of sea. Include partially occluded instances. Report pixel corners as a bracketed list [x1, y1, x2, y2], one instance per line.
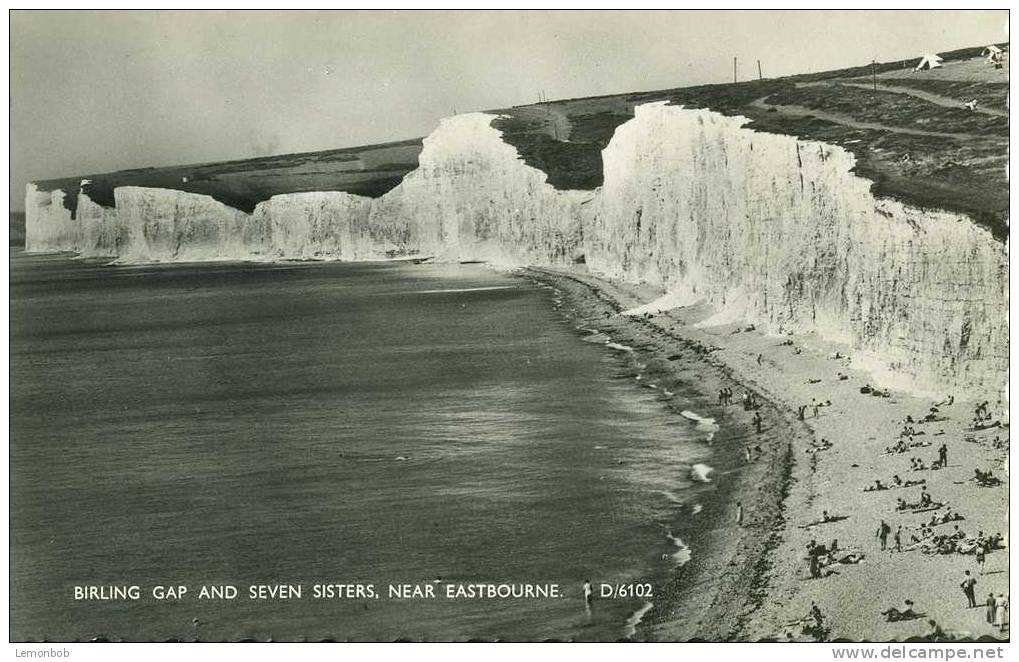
[10, 252, 716, 642]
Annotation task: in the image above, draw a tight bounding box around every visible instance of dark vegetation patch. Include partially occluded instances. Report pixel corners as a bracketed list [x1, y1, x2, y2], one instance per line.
[31, 43, 1006, 241]
[492, 43, 1008, 241]
[874, 78, 1009, 110]
[34, 138, 423, 216]
[764, 83, 1008, 136]
[10, 212, 25, 247]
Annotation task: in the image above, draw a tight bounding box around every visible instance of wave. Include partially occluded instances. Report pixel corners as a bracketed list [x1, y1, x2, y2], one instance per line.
[658, 489, 684, 505]
[413, 285, 519, 294]
[680, 410, 720, 442]
[665, 531, 693, 567]
[623, 600, 655, 640]
[690, 463, 714, 483]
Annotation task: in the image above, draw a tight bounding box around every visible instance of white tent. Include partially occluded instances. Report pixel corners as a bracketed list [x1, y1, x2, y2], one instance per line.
[914, 53, 943, 71]
[983, 44, 1004, 63]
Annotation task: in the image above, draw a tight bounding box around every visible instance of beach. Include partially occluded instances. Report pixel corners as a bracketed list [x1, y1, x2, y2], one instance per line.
[525, 266, 1009, 642]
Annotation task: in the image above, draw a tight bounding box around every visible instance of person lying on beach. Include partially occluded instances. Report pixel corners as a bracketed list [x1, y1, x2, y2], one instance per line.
[864, 480, 888, 492]
[929, 509, 964, 526]
[886, 439, 928, 455]
[935, 395, 954, 407]
[834, 551, 864, 565]
[885, 441, 910, 455]
[974, 468, 1001, 486]
[882, 600, 923, 622]
[897, 498, 944, 513]
[806, 438, 833, 454]
[802, 513, 849, 528]
[970, 418, 1001, 431]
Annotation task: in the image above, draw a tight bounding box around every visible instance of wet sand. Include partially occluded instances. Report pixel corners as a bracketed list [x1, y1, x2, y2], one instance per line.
[524, 266, 1009, 642]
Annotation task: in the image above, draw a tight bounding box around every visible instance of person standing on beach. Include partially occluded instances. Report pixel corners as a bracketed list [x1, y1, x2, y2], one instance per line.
[987, 593, 997, 624]
[961, 571, 978, 608]
[753, 412, 763, 434]
[812, 398, 819, 418]
[583, 580, 593, 606]
[736, 501, 744, 526]
[976, 546, 987, 575]
[995, 594, 1008, 632]
[878, 520, 891, 550]
[894, 526, 902, 552]
[938, 443, 948, 468]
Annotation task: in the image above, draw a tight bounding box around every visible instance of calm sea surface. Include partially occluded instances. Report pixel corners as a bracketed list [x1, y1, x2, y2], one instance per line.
[10, 253, 712, 642]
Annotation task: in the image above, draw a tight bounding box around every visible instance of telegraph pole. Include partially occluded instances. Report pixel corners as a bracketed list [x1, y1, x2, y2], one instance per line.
[757, 59, 763, 80]
[733, 56, 738, 83]
[871, 60, 877, 91]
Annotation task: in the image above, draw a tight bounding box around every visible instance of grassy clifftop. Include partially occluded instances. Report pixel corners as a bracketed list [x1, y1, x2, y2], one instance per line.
[34, 138, 422, 216]
[34, 43, 1008, 241]
[493, 43, 1009, 241]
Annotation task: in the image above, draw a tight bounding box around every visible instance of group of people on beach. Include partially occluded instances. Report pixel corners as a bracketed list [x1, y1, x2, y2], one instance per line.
[864, 475, 926, 492]
[984, 592, 1009, 633]
[805, 538, 864, 579]
[959, 570, 1007, 630]
[797, 398, 832, 421]
[718, 387, 760, 412]
[973, 468, 1001, 487]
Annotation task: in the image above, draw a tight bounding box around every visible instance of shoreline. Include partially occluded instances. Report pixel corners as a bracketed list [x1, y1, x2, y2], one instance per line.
[521, 267, 807, 642]
[523, 266, 1008, 643]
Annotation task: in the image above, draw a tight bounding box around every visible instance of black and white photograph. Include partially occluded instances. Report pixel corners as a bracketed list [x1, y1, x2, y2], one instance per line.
[7, 7, 1011, 652]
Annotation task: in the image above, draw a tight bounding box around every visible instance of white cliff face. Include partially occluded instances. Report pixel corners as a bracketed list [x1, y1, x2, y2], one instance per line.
[78, 190, 123, 257]
[371, 113, 591, 265]
[109, 187, 252, 263]
[251, 192, 375, 260]
[24, 184, 78, 252]
[583, 102, 1008, 402]
[22, 104, 1007, 402]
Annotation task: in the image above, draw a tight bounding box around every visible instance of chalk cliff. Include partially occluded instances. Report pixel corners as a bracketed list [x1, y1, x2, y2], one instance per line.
[583, 102, 1007, 403]
[24, 102, 1007, 403]
[25, 183, 78, 252]
[370, 113, 591, 265]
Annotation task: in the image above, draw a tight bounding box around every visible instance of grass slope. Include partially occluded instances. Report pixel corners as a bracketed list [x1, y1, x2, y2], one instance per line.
[33, 44, 1007, 241]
